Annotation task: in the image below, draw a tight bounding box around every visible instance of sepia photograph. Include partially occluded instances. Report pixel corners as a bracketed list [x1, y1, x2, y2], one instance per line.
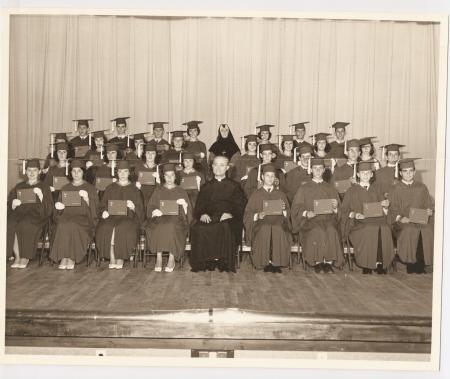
[0, 4, 448, 377]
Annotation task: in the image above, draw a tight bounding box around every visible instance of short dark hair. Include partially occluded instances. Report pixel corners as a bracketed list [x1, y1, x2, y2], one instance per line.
[313, 141, 331, 153]
[244, 139, 257, 152]
[257, 131, 272, 140]
[360, 143, 375, 156]
[187, 126, 201, 135]
[160, 167, 181, 185]
[281, 140, 294, 152]
[68, 167, 87, 181]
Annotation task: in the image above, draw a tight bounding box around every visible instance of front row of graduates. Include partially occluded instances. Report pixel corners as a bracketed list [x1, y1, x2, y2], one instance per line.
[7, 154, 434, 274]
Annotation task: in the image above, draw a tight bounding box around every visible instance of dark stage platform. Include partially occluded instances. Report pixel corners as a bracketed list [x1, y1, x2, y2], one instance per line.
[5, 255, 433, 356]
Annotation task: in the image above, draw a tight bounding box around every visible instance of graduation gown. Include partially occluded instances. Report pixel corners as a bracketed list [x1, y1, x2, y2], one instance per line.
[285, 165, 311, 205]
[228, 154, 260, 189]
[244, 165, 287, 199]
[190, 177, 247, 272]
[274, 153, 295, 171]
[179, 169, 205, 209]
[44, 165, 68, 203]
[70, 136, 90, 146]
[185, 140, 209, 176]
[49, 182, 99, 263]
[7, 181, 53, 259]
[375, 165, 398, 197]
[340, 185, 395, 269]
[243, 188, 292, 269]
[83, 148, 106, 185]
[330, 162, 356, 200]
[108, 136, 136, 156]
[93, 164, 116, 202]
[161, 149, 185, 165]
[95, 182, 145, 260]
[313, 152, 334, 182]
[133, 164, 158, 210]
[143, 185, 193, 260]
[387, 181, 434, 265]
[328, 141, 346, 159]
[291, 180, 344, 267]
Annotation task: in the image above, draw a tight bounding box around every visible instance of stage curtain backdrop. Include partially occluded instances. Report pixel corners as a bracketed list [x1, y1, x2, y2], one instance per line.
[8, 15, 439, 196]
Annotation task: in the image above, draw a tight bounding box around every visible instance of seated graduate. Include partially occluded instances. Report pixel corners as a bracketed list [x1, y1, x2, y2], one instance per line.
[184, 120, 209, 177]
[292, 122, 309, 148]
[161, 130, 186, 165]
[146, 122, 170, 161]
[108, 117, 136, 157]
[93, 143, 121, 201]
[208, 124, 241, 174]
[178, 151, 205, 209]
[189, 155, 247, 273]
[125, 132, 147, 169]
[274, 134, 295, 170]
[285, 144, 313, 205]
[95, 160, 145, 269]
[311, 132, 334, 182]
[49, 159, 99, 269]
[44, 142, 72, 203]
[134, 144, 159, 210]
[255, 124, 281, 156]
[244, 144, 287, 199]
[291, 157, 344, 274]
[84, 130, 109, 185]
[359, 137, 381, 168]
[8, 158, 53, 269]
[375, 143, 405, 198]
[70, 119, 92, 147]
[339, 161, 395, 274]
[330, 139, 360, 199]
[328, 122, 350, 159]
[387, 158, 434, 274]
[41, 132, 71, 181]
[229, 134, 260, 188]
[243, 163, 292, 273]
[143, 163, 193, 272]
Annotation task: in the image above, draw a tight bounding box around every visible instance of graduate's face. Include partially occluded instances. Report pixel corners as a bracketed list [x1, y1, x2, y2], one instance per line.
[316, 140, 326, 151]
[164, 171, 176, 185]
[284, 141, 293, 152]
[212, 157, 229, 177]
[118, 169, 130, 181]
[400, 167, 415, 181]
[26, 167, 40, 181]
[300, 153, 311, 167]
[183, 159, 194, 170]
[57, 150, 68, 161]
[357, 170, 373, 183]
[262, 171, 276, 186]
[71, 167, 84, 182]
[145, 151, 156, 163]
[95, 137, 104, 147]
[135, 139, 144, 147]
[335, 128, 346, 140]
[260, 131, 270, 141]
[361, 144, 371, 155]
[295, 129, 305, 139]
[77, 124, 89, 136]
[261, 150, 273, 164]
[247, 141, 257, 152]
[188, 128, 198, 138]
[153, 128, 164, 138]
[347, 147, 359, 162]
[219, 126, 229, 138]
[312, 164, 324, 179]
[387, 151, 399, 163]
[107, 150, 118, 161]
[183, 132, 190, 142]
[116, 124, 127, 135]
[173, 137, 183, 149]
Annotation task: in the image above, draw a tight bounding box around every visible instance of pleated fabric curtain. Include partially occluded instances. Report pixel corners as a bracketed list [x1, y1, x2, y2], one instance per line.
[8, 15, 439, 196]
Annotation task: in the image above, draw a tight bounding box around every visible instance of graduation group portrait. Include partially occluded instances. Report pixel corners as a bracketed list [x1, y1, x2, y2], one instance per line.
[0, 7, 448, 374]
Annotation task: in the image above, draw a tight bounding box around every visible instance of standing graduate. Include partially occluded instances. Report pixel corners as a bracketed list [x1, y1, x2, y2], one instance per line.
[41, 132, 71, 181]
[328, 122, 350, 159]
[108, 117, 135, 157]
[208, 124, 241, 172]
[84, 130, 109, 185]
[229, 134, 260, 188]
[44, 142, 71, 203]
[134, 144, 159, 210]
[375, 143, 405, 198]
[255, 125, 281, 156]
[330, 139, 360, 199]
[274, 134, 295, 170]
[95, 160, 145, 269]
[8, 158, 53, 268]
[339, 161, 395, 274]
[291, 157, 344, 273]
[93, 143, 121, 201]
[178, 151, 205, 209]
[144, 163, 193, 272]
[243, 163, 292, 272]
[190, 156, 247, 273]
[146, 122, 170, 160]
[70, 119, 92, 147]
[387, 158, 434, 274]
[285, 144, 313, 205]
[244, 144, 287, 198]
[49, 159, 99, 269]
[161, 130, 186, 165]
[124, 132, 147, 165]
[292, 122, 309, 148]
[311, 132, 335, 183]
[184, 120, 209, 177]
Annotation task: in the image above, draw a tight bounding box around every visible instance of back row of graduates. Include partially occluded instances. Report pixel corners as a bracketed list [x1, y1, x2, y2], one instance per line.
[8, 119, 434, 275]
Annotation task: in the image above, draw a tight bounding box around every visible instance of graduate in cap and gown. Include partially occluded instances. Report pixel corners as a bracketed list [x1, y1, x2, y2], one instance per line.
[8, 158, 53, 268]
[229, 134, 260, 188]
[143, 163, 193, 272]
[44, 142, 71, 203]
[291, 157, 345, 273]
[108, 117, 136, 157]
[243, 163, 292, 272]
[95, 160, 145, 269]
[49, 159, 99, 269]
[339, 161, 395, 274]
[328, 122, 350, 159]
[93, 143, 121, 201]
[244, 144, 287, 199]
[387, 158, 434, 274]
[285, 144, 313, 205]
[133, 144, 159, 210]
[375, 143, 405, 198]
[330, 138, 360, 200]
[256, 125, 281, 156]
[292, 122, 309, 148]
[178, 151, 205, 209]
[190, 155, 247, 273]
[311, 132, 335, 183]
[184, 121, 209, 177]
[41, 132, 71, 181]
[208, 124, 241, 174]
[161, 130, 186, 165]
[274, 134, 296, 170]
[70, 119, 92, 147]
[146, 122, 170, 160]
[84, 130, 109, 185]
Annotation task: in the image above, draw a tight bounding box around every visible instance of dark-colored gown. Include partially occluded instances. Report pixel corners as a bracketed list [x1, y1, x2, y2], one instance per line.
[387, 181, 434, 265]
[375, 165, 398, 197]
[133, 164, 158, 210]
[243, 187, 292, 269]
[161, 149, 185, 166]
[179, 169, 205, 209]
[340, 185, 395, 269]
[44, 165, 68, 203]
[95, 182, 145, 260]
[228, 154, 260, 189]
[328, 141, 345, 159]
[330, 162, 356, 200]
[144, 185, 193, 260]
[285, 165, 311, 205]
[93, 164, 116, 202]
[244, 165, 287, 199]
[108, 136, 136, 155]
[190, 177, 247, 272]
[273, 152, 294, 171]
[49, 182, 99, 263]
[70, 135, 90, 146]
[291, 180, 344, 267]
[84, 148, 106, 185]
[7, 181, 53, 259]
[185, 140, 209, 177]
[313, 152, 335, 182]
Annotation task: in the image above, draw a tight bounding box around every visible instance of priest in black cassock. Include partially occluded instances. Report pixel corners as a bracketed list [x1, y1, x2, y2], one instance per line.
[189, 155, 247, 273]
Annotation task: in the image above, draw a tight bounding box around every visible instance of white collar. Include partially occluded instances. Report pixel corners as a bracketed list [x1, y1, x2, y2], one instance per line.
[402, 180, 414, 185]
[215, 176, 226, 182]
[347, 161, 357, 166]
[263, 185, 274, 191]
[299, 164, 308, 170]
[80, 135, 87, 139]
[312, 178, 323, 184]
[387, 163, 396, 168]
[359, 182, 370, 189]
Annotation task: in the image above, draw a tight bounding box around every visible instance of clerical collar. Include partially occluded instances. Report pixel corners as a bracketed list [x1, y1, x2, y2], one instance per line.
[263, 185, 274, 191]
[215, 176, 226, 182]
[117, 135, 126, 139]
[80, 135, 87, 139]
[402, 179, 414, 185]
[312, 178, 323, 184]
[387, 163, 396, 168]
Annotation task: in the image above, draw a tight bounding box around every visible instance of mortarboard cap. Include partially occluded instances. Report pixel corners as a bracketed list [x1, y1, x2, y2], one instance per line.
[20, 158, 45, 174]
[54, 142, 70, 151]
[256, 125, 275, 133]
[129, 132, 147, 141]
[116, 160, 131, 170]
[149, 122, 169, 129]
[292, 122, 309, 131]
[92, 130, 109, 139]
[103, 143, 120, 152]
[70, 159, 86, 169]
[182, 151, 195, 160]
[297, 145, 314, 156]
[111, 117, 130, 125]
[398, 158, 421, 170]
[359, 137, 377, 146]
[331, 122, 350, 130]
[280, 135, 294, 142]
[144, 144, 158, 152]
[170, 130, 185, 139]
[183, 121, 203, 130]
[73, 119, 93, 127]
[310, 133, 331, 142]
[53, 132, 70, 141]
[244, 134, 258, 143]
[310, 157, 325, 167]
[262, 163, 276, 174]
[259, 144, 275, 153]
[346, 139, 360, 150]
[162, 163, 177, 173]
[357, 159, 378, 172]
[381, 144, 405, 153]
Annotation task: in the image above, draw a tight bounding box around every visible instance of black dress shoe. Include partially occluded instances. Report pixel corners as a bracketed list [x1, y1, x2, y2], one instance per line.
[315, 263, 324, 274]
[264, 265, 271, 273]
[206, 260, 216, 271]
[218, 260, 229, 273]
[273, 266, 282, 274]
[415, 265, 427, 274]
[406, 263, 415, 274]
[323, 263, 334, 274]
[362, 268, 372, 274]
[376, 263, 385, 275]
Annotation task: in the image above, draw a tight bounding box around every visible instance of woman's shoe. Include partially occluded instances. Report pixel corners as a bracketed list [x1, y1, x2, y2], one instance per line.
[115, 260, 124, 269]
[17, 258, 29, 269]
[58, 264, 67, 270]
[154, 266, 162, 272]
[108, 264, 116, 269]
[164, 261, 176, 273]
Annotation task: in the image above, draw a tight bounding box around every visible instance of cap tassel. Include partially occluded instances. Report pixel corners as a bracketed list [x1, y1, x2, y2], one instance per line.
[127, 135, 130, 147]
[66, 160, 69, 176]
[179, 152, 182, 164]
[100, 145, 103, 160]
[395, 161, 399, 178]
[331, 159, 336, 174]
[294, 147, 297, 163]
[111, 121, 114, 132]
[23, 160, 26, 175]
[111, 159, 115, 176]
[278, 135, 282, 150]
[344, 140, 347, 154]
[168, 132, 171, 145]
[382, 146, 385, 160]
[312, 135, 315, 145]
[241, 136, 244, 150]
[257, 144, 260, 159]
[353, 162, 356, 178]
[89, 133, 92, 146]
[307, 157, 311, 175]
[257, 164, 262, 183]
[74, 120, 77, 131]
[289, 125, 292, 135]
[150, 124, 153, 136]
[137, 143, 141, 157]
